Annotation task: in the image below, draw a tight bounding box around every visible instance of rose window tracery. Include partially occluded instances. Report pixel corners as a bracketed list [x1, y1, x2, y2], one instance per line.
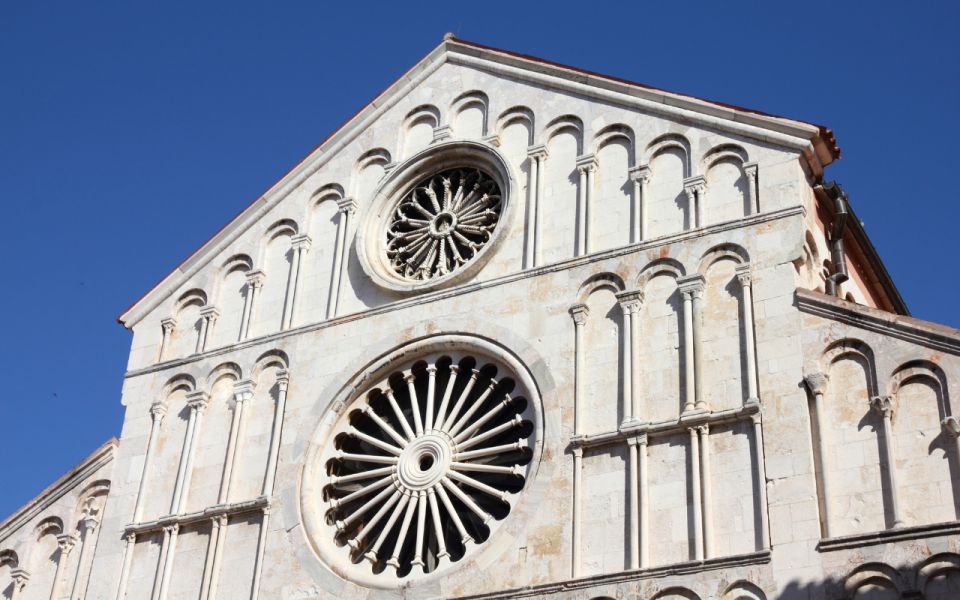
[386, 168, 502, 282]
[321, 355, 532, 579]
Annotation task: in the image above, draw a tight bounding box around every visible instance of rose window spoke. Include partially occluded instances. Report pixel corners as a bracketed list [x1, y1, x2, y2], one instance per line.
[322, 357, 532, 578]
[387, 168, 502, 282]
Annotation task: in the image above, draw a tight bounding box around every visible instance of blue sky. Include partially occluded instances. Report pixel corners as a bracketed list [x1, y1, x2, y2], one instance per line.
[1, 2, 957, 517]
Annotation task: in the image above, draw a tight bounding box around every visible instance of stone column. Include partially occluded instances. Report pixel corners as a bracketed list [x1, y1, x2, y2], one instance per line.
[736, 265, 759, 403]
[627, 436, 640, 569]
[263, 370, 290, 497]
[743, 162, 759, 214]
[327, 198, 357, 320]
[158, 318, 176, 362]
[199, 515, 227, 600]
[113, 532, 135, 600]
[134, 402, 167, 522]
[616, 291, 644, 424]
[698, 424, 713, 559]
[638, 433, 649, 568]
[282, 234, 311, 330]
[525, 145, 547, 269]
[196, 306, 220, 353]
[689, 427, 703, 560]
[870, 395, 904, 528]
[250, 506, 271, 600]
[628, 165, 650, 243]
[751, 413, 770, 550]
[683, 176, 706, 229]
[571, 446, 583, 578]
[51, 533, 78, 600]
[804, 372, 833, 537]
[569, 304, 590, 435]
[69, 513, 100, 600]
[678, 275, 706, 412]
[241, 269, 265, 341]
[9, 568, 29, 600]
[218, 380, 255, 504]
[575, 154, 598, 256]
[171, 391, 210, 514]
[153, 523, 179, 600]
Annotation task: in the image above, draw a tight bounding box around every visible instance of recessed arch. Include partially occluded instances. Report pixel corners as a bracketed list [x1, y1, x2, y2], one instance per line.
[575, 271, 626, 303]
[701, 143, 749, 171]
[650, 586, 701, 600]
[820, 338, 879, 396]
[918, 552, 960, 594]
[496, 106, 535, 145]
[696, 243, 749, 273]
[0, 549, 18, 568]
[721, 580, 767, 600]
[399, 104, 441, 158]
[843, 562, 906, 597]
[163, 373, 197, 399]
[451, 90, 489, 138]
[636, 257, 686, 290]
[592, 123, 636, 163]
[645, 133, 692, 178]
[352, 148, 392, 200]
[253, 349, 290, 380]
[206, 362, 243, 388]
[174, 288, 207, 315]
[545, 114, 584, 155]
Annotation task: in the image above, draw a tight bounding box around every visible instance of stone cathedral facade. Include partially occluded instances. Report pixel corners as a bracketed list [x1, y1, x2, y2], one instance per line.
[3, 36, 960, 600]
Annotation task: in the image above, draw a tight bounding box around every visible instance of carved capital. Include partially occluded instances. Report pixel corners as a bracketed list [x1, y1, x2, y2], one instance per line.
[150, 402, 168, 420]
[870, 395, 895, 418]
[432, 124, 453, 143]
[80, 515, 99, 533]
[572, 447, 583, 459]
[683, 175, 706, 196]
[696, 423, 710, 435]
[526, 144, 548, 161]
[942, 416, 960, 438]
[122, 531, 136, 544]
[233, 379, 255, 403]
[199, 306, 220, 322]
[575, 153, 599, 174]
[628, 164, 651, 183]
[212, 514, 228, 528]
[481, 133, 501, 147]
[616, 290, 644, 313]
[804, 372, 830, 396]
[743, 161, 758, 179]
[735, 264, 753, 288]
[568, 303, 590, 325]
[57, 533, 79, 554]
[276, 369, 290, 392]
[336, 197, 358, 215]
[245, 269, 266, 289]
[186, 390, 211, 413]
[291, 233, 313, 252]
[160, 317, 177, 333]
[676, 274, 706, 296]
[10, 568, 30, 587]
[163, 523, 180, 536]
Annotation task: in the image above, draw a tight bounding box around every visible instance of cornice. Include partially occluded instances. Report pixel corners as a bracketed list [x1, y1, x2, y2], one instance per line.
[795, 289, 960, 355]
[125, 206, 804, 380]
[0, 438, 117, 541]
[118, 35, 832, 329]
[454, 550, 771, 599]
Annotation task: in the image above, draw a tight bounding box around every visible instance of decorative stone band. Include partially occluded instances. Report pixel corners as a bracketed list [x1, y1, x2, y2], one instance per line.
[124, 495, 270, 536]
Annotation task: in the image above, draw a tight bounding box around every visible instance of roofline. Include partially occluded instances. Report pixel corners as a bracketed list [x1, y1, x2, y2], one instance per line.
[0, 437, 117, 539]
[117, 35, 840, 328]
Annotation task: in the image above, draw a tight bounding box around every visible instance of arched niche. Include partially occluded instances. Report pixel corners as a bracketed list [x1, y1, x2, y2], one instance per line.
[451, 91, 489, 139]
[254, 219, 298, 336]
[702, 144, 750, 225]
[399, 104, 440, 159]
[212, 254, 253, 348]
[592, 125, 635, 252]
[541, 116, 583, 263]
[645, 134, 691, 237]
[169, 288, 207, 359]
[636, 259, 685, 421]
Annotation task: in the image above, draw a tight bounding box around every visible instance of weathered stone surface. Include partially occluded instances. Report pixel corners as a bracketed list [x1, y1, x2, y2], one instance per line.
[3, 37, 959, 600]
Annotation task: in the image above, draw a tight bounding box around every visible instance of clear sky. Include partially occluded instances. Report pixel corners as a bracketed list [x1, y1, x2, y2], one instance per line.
[1, 1, 957, 517]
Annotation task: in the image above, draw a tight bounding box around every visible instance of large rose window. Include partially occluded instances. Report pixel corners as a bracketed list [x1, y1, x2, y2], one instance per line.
[318, 354, 533, 581]
[386, 168, 502, 282]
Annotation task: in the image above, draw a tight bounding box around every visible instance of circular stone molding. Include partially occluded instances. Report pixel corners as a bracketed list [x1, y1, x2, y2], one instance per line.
[356, 141, 515, 294]
[300, 335, 541, 589]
